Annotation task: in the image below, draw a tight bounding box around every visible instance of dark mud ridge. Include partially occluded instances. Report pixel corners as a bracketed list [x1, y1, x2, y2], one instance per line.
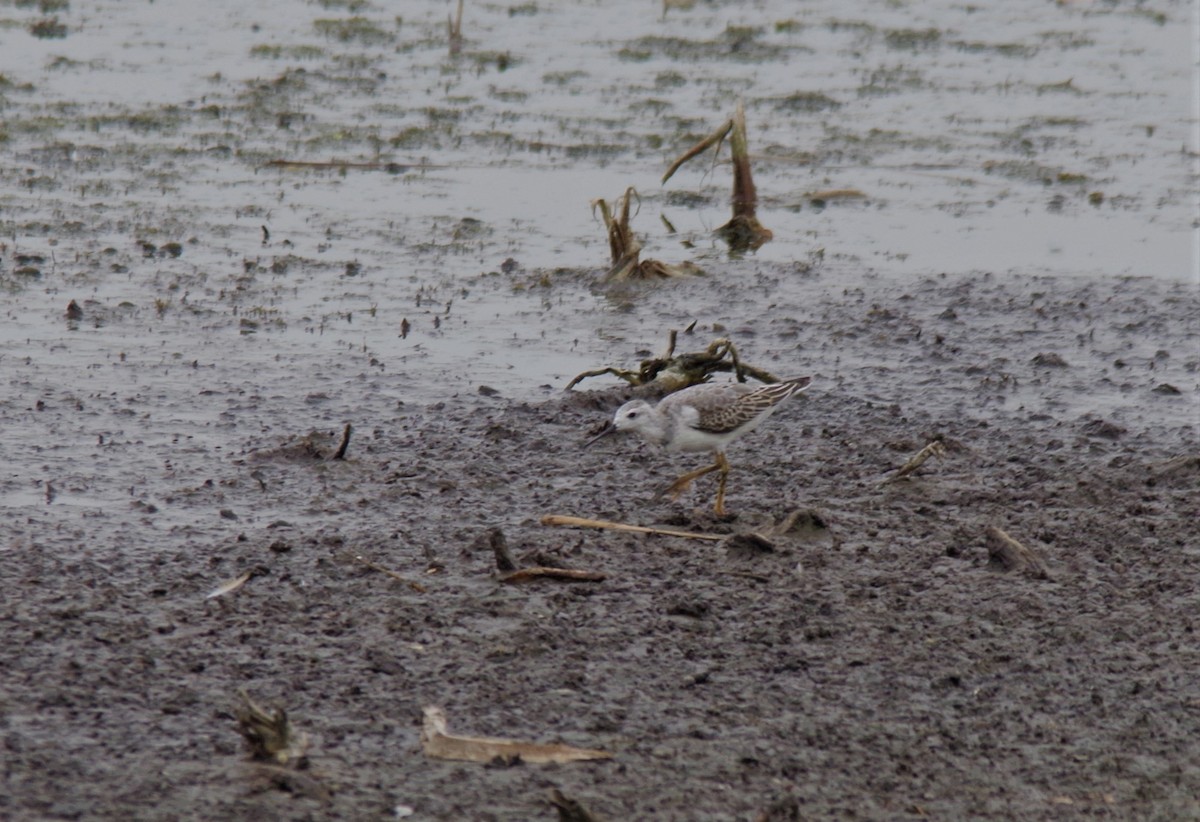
[2, 271, 1198, 820]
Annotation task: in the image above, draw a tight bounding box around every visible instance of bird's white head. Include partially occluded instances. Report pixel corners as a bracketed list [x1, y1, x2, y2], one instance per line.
[611, 399, 655, 432]
[584, 398, 666, 448]
[608, 398, 672, 446]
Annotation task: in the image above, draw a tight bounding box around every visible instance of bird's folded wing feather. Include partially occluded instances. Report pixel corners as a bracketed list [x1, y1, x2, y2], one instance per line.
[693, 383, 799, 434]
[692, 394, 765, 434]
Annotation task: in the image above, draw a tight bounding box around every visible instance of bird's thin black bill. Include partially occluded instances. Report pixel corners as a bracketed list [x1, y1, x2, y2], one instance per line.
[584, 424, 616, 448]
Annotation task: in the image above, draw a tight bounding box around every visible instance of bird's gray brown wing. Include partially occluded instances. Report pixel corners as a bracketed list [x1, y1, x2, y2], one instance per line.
[691, 380, 809, 434]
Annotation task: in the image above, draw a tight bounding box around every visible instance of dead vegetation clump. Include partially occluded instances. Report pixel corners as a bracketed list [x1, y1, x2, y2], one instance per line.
[592, 187, 702, 281]
[566, 331, 778, 392]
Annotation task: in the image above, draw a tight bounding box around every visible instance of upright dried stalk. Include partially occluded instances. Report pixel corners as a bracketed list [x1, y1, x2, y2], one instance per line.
[448, 0, 464, 55]
[663, 99, 773, 252]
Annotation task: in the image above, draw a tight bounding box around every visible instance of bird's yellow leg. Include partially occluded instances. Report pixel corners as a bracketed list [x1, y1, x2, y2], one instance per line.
[656, 453, 732, 513]
[713, 453, 731, 516]
[657, 461, 722, 501]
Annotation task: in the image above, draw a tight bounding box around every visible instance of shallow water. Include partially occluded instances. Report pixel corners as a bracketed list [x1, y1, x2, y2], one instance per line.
[5, 0, 1194, 277]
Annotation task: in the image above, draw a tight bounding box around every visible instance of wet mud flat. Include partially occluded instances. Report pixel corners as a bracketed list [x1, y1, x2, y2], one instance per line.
[1, 0, 1197, 818]
[2, 267, 1198, 821]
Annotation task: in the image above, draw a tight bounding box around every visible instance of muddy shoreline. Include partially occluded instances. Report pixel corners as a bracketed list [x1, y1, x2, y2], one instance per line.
[1, 0, 1197, 818]
[4, 266, 1199, 820]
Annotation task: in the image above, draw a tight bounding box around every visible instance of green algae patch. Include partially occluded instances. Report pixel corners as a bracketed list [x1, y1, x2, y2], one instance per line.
[313, 16, 393, 45]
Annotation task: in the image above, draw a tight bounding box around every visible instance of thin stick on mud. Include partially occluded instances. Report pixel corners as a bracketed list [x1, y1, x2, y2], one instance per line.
[985, 526, 1050, 580]
[500, 567, 607, 584]
[485, 527, 607, 584]
[421, 706, 613, 764]
[880, 440, 946, 485]
[344, 553, 427, 592]
[331, 423, 352, 460]
[541, 514, 725, 542]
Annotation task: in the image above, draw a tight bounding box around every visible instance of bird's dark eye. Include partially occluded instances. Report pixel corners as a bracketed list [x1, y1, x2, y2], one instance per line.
[627, 411, 638, 418]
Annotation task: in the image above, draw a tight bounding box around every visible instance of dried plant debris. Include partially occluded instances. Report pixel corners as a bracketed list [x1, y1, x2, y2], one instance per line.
[206, 570, 254, 600]
[247, 762, 331, 802]
[205, 566, 270, 600]
[550, 788, 608, 822]
[541, 514, 725, 542]
[663, 99, 773, 252]
[448, 0, 464, 55]
[486, 526, 607, 583]
[592, 188, 702, 281]
[420, 706, 613, 765]
[880, 439, 946, 485]
[1150, 454, 1200, 478]
[722, 509, 830, 554]
[236, 690, 310, 765]
[331, 423, 352, 460]
[566, 332, 779, 392]
[341, 552, 427, 592]
[805, 188, 868, 207]
[985, 526, 1050, 580]
[501, 566, 607, 584]
[245, 428, 354, 462]
[482, 526, 518, 572]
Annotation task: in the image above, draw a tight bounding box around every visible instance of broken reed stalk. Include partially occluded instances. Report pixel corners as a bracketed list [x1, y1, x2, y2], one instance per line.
[662, 99, 772, 252]
[485, 527, 606, 583]
[541, 514, 725, 542]
[719, 100, 773, 250]
[500, 567, 607, 584]
[985, 526, 1050, 579]
[661, 119, 730, 186]
[448, 0, 464, 55]
[727, 102, 758, 213]
[880, 440, 946, 485]
[486, 527, 518, 572]
[236, 690, 309, 765]
[345, 553, 427, 592]
[331, 423, 352, 460]
[421, 706, 613, 764]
